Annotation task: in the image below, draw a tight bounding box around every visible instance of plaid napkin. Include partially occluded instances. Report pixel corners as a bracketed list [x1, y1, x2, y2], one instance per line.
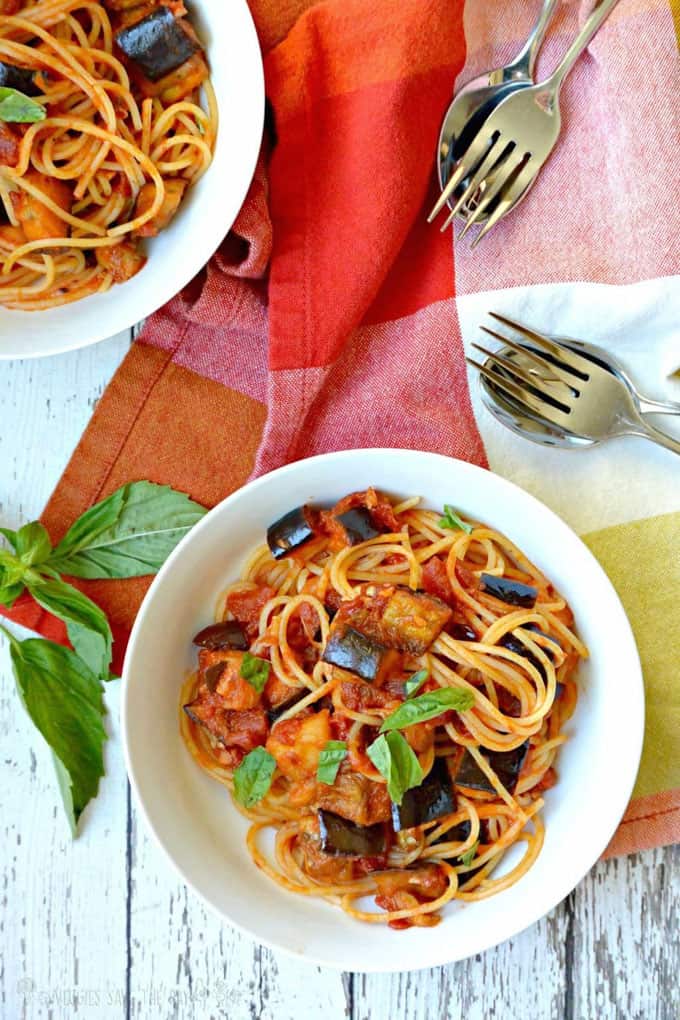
[3, 0, 679, 858]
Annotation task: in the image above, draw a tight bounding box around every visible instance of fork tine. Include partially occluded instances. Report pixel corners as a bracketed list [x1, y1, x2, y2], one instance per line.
[470, 343, 572, 408]
[479, 327, 580, 391]
[470, 160, 535, 248]
[438, 137, 509, 232]
[466, 358, 571, 426]
[458, 150, 525, 239]
[427, 128, 497, 223]
[488, 312, 590, 379]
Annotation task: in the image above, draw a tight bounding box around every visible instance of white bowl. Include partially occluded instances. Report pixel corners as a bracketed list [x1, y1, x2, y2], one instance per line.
[122, 450, 644, 972]
[0, 0, 264, 360]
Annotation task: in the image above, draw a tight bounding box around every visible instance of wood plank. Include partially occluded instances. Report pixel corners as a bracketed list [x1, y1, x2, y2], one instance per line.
[571, 846, 680, 1020]
[127, 805, 350, 1020]
[0, 331, 131, 1020]
[354, 908, 568, 1020]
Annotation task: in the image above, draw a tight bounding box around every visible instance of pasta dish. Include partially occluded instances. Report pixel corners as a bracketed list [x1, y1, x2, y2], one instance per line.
[0, 0, 216, 309]
[180, 488, 586, 929]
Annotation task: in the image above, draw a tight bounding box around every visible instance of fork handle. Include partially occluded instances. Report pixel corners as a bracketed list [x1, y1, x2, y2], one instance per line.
[637, 395, 680, 417]
[508, 0, 560, 79]
[629, 420, 680, 456]
[547, 0, 622, 93]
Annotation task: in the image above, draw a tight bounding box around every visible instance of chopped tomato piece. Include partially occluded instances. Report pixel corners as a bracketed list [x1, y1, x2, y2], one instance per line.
[0, 123, 21, 168]
[455, 561, 478, 591]
[422, 556, 455, 605]
[329, 713, 353, 741]
[226, 585, 276, 643]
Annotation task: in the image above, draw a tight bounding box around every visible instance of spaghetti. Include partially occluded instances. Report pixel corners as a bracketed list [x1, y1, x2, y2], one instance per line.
[0, 0, 216, 309]
[180, 488, 586, 929]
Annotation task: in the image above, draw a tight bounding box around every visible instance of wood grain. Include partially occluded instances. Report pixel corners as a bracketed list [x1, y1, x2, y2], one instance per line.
[0, 334, 677, 1020]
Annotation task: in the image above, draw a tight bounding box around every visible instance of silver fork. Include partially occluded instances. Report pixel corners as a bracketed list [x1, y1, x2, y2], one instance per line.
[429, 0, 622, 245]
[467, 313, 680, 456]
[434, 0, 559, 227]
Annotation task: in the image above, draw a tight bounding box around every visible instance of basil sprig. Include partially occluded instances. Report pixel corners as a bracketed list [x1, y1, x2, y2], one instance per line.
[316, 740, 347, 785]
[239, 652, 270, 693]
[438, 504, 473, 535]
[0, 481, 207, 833]
[380, 687, 474, 733]
[0, 86, 46, 123]
[233, 747, 277, 807]
[366, 731, 423, 805]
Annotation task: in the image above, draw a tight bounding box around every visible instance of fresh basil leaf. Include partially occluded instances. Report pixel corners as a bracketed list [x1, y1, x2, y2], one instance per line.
[438, 505, 473, 535]
[380, 687, 475, 732]
[46, 481, 206, 579]
[239, 652, 270, 693]
[0, 526, 18, 552]
[316, 740, 347, 785]
[0, 87, 46, 123]
[366, 731, 423, 805]
[459, 840, 479, 868]
[26, 578, 112, 680]
[0, 626, 106, 834]
[233, 746, 276, 807]
[0, 581, 25, 607]
[11, 521, 52, 566]
[404, 669, 428, 698]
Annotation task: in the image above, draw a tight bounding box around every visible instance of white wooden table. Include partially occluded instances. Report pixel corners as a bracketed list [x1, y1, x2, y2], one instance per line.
[1, 331, 678, 1020]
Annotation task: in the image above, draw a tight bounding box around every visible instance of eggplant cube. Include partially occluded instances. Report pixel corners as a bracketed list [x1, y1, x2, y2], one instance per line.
[318, 809, 387, 857]
[391, 758, 456, 832]
[480, 573, 537, 608]
[115, 7, 199, 82]
[322, 625, 389, 682]
[267, 506, 316, 560]
[0, 62, 39, 96]
[335, 507, 381, 545]
[192, 619, 248, 651]
[380, 587, 452, 655]
[454, 742, 529, 795]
